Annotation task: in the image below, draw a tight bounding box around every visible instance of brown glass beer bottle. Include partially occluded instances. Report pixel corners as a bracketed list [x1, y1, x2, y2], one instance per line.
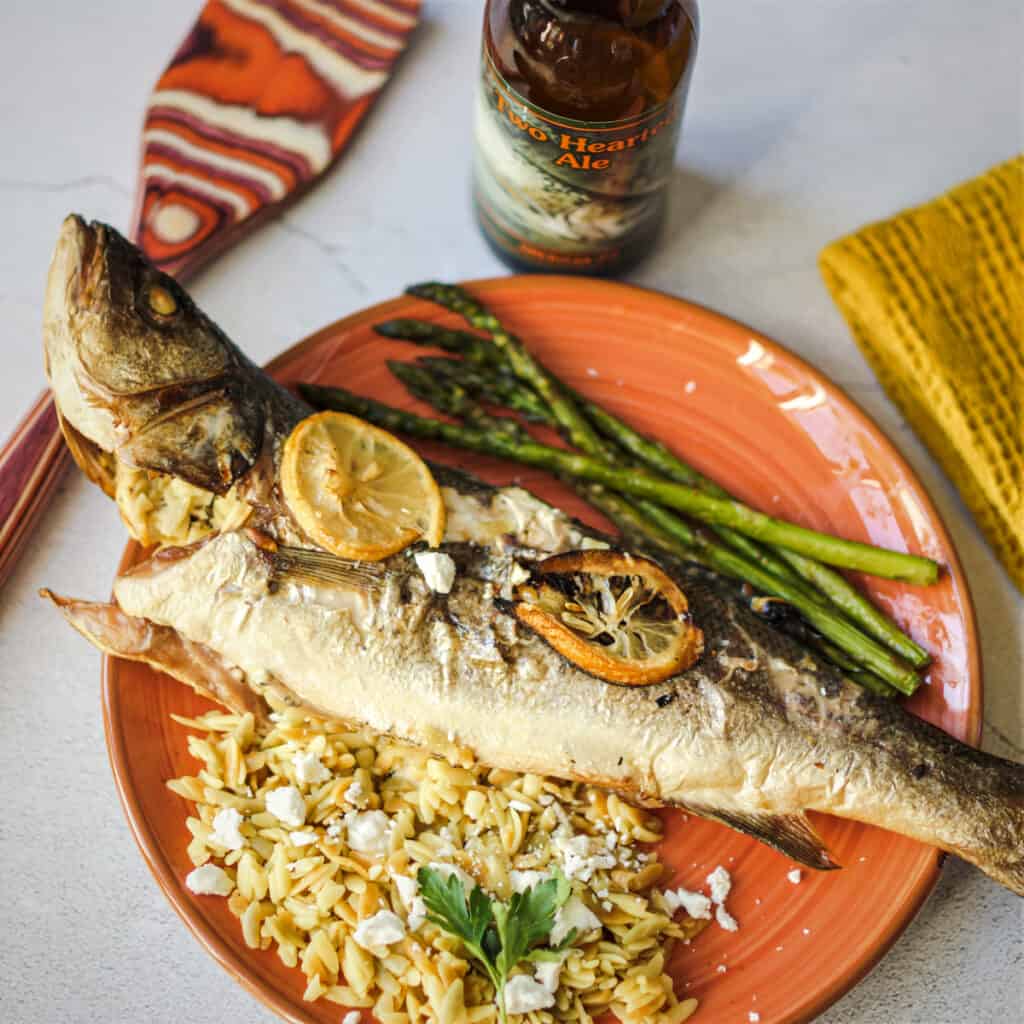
[474, 0, 699, 275]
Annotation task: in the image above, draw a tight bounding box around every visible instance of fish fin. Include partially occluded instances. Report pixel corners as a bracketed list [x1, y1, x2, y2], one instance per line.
[40, 589, 269, 723]
[269, 546, 393, 589]
[686, 805, 840, 870]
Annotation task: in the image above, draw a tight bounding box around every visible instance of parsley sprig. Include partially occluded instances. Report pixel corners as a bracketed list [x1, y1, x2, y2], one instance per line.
[417, 866, 576, 1021]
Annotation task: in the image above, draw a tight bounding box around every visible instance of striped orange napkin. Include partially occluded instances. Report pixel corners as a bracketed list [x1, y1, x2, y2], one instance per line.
[820, 156, 1024, 592]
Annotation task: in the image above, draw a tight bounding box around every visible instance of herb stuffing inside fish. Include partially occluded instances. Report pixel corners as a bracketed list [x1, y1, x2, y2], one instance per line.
[41, 215, 1024, 895]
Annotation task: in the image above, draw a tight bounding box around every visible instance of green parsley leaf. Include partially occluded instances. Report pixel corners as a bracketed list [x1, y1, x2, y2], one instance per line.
[416, 866, 576, 1023]
[494, 872, 571, 977]
[417, 867, 492, 951]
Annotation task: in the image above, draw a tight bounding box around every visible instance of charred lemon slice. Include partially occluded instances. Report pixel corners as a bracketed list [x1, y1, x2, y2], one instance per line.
[281, 411, 444, 561]
[513, 550, 703, 685]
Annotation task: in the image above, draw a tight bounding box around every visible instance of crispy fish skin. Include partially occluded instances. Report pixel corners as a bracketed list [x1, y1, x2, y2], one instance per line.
[42, 215, 1024, 895]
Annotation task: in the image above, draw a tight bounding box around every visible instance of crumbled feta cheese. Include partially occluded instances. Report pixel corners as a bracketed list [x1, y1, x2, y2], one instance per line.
[344, 779, 364, 803]
[292, 750, 331, 786]
[749, 1014, 760, 1023]
[346, 811, 393, 857]
[392, 872, 418, 904]
[289, 831, 318, 848]
[427, 861, 476, 891]
[555, 834, 616, 882]
[211, 807, 245, 851]
[663, 886, 712, 920]
[602, 900, 613, 912]
[390, 872, 427, 930]
[509, 869, 548, 894]
[508, 561, 531, 587]
[534, 956, 565, 994]
[715, 904, 739, 932]
[538, 793, 554, 806]
[550, 895, 602, 945]
[414, 551, 457, 594]
[326, 819, 343, 838]
[265, 786, 306, 828]
[787, 869, 803, 884]
[503, 974, 556, 1014]
[343, 1013, 361, 1024]
[353, 909, 406, 950]
[408, 900, 429, 933]
[508, 799, 532, 813]
[185, 864, 234, 896]
[707, 865, 732, 904]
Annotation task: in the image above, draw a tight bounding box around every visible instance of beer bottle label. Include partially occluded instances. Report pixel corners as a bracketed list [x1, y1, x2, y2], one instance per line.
[473, 47, 685, 271]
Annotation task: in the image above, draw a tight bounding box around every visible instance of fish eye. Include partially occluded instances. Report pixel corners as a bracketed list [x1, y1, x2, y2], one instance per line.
[146, 283, 178, 318]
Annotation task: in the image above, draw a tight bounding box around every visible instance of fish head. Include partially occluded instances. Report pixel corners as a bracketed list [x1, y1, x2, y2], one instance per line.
[43, 214, 265, 493]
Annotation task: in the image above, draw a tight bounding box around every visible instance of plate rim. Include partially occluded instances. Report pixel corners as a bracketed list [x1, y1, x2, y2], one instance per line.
[102, 274, 982, 1024]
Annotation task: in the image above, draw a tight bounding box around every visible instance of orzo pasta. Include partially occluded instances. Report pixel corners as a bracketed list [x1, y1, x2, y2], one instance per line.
[168, 706, 710, 1023]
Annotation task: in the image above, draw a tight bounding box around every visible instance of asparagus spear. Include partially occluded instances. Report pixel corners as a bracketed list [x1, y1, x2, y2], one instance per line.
[378, 314, 932, 666]
[376, 319, 504, 368]
[376, 317, 498, 364]
[300, 383, 924, 694]
[387, 360, 526, 440]
[406, 283, 607, 455]
[416, 356, 554, 424]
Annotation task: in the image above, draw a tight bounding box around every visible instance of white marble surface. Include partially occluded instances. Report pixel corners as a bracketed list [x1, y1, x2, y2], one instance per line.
[1, 1, 1021, 1021]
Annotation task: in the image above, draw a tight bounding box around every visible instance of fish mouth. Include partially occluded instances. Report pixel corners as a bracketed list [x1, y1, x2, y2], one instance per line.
[53, 214, 107, 318]
[43, 215, 119, 456]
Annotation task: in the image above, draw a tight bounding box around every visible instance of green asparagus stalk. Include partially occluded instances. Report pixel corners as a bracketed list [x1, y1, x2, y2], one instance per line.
[375, 320, 504, 368]
[416, 356, 554, 424]
[406, 283, 607, 455]
[299, 382, 925, 693]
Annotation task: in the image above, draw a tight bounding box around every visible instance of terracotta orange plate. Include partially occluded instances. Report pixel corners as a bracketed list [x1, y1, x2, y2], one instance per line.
[103, 277, 979, 1024]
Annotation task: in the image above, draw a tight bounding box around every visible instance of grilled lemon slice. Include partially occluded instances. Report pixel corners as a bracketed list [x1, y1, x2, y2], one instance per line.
[281, 411, 444, 561]
[513, 550, 703, 684]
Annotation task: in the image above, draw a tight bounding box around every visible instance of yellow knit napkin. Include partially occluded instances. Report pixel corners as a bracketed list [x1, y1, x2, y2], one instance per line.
[820, 156, 1024, 592]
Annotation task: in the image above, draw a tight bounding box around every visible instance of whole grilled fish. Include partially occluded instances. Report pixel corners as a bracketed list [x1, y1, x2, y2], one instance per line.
[43, 215, 1024, 895]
